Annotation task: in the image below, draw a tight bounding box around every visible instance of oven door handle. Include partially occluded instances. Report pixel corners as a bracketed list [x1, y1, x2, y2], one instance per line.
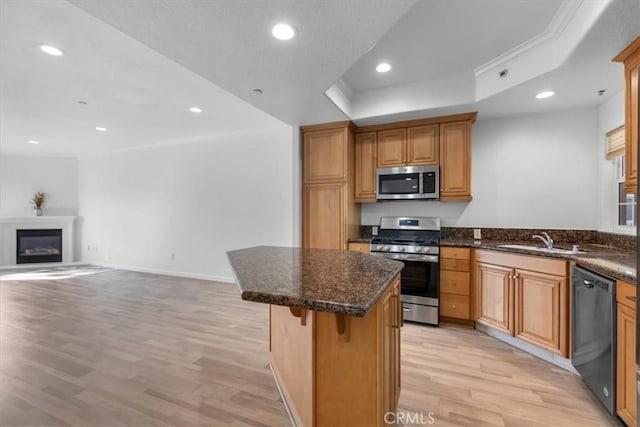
[369, 252, 439, 263]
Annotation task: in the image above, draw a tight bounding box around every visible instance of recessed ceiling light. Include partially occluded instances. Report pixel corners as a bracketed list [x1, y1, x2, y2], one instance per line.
[96, 126, 107, 132]
[252, 89, 263, 95]
[27, 140, 40, 144]
[535, 90, 555, 99]
[40, 44, 64, 56]
[376, 62, 391, 73]
[272, 23, 296, 40]
[189, 106, 202, 113]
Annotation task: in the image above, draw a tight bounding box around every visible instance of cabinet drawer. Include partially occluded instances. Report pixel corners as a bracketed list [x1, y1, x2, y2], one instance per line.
[617, 280, 637, 310]
[348, 242, 370, 254]
[440, 247, 470, 260]
[440, 271, 470, 295]
[440, 293, 470, 319]
[440, 258, 470, 272]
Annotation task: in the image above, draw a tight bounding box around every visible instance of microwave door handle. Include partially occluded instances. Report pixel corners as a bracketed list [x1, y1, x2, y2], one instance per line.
[419, 173, 423, 195]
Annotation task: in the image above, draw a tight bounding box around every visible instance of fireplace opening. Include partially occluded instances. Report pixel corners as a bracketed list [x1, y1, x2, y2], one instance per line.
[17, 229, 63, 264]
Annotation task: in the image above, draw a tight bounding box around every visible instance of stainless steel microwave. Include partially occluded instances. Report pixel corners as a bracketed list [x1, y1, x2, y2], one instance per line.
[376, 165, 439, 200]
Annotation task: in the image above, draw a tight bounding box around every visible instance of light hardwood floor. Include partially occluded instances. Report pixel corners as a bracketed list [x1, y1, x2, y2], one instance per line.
[0, 267, 617, 426]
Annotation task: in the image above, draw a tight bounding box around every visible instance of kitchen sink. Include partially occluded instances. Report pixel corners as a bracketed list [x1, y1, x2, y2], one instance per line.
[497, 244, 585, 255]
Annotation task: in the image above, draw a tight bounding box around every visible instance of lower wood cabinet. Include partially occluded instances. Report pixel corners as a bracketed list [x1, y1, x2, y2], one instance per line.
[270, 276, 402, 426]
[617, 280, 637, 427]
[474, 250, 569, 357]
[440, 247, 472, 321]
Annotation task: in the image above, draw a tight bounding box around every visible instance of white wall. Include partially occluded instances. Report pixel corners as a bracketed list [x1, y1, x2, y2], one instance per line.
[362, 108, 600, 229]
[78, 126, 294, 282]
[596, 91, 630, 234]
[0, 153, 78, 216]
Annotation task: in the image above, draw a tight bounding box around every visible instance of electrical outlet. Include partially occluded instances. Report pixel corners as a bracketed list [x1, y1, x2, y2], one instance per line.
[171, 253, 175, 260]
[87, 245, 90, 252]
[473, 228, 482, 240]
[372, 226, 379, 236]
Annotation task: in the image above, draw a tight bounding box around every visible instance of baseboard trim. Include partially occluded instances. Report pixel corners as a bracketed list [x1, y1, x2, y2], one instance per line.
[0, 261, 85, 270]
[90, 262, 235, 283]
[475, 322, 577, 374]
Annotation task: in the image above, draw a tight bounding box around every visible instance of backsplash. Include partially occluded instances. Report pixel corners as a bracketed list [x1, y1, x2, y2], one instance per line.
[358, 225, 636, 251]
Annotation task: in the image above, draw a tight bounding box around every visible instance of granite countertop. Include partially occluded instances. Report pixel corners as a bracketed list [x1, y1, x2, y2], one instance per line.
[442, 239, 636, 283]
[227, 246, 404, 317]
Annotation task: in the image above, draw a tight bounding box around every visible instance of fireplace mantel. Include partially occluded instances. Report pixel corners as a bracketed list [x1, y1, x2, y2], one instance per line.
[0, 216, 77, 266]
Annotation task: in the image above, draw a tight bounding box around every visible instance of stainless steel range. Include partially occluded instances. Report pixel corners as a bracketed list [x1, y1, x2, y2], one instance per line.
[370, 217, 440, 326]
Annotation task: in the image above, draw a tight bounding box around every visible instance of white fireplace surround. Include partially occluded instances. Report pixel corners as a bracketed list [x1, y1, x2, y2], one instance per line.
[0, 216, 76, 267]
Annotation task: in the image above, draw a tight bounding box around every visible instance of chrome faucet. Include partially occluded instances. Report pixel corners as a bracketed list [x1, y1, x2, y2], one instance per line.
[532, 232, 554, 250]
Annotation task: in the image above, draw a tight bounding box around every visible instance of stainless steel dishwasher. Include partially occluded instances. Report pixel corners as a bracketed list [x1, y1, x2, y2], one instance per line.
[571, 266, 616, 415]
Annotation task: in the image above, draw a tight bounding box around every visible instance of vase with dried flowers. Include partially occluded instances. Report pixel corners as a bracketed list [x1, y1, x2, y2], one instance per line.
[30, 192, 46, 216]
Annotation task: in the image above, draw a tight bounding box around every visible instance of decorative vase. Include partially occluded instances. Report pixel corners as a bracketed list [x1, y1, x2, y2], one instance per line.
[34, 207, 42, 216]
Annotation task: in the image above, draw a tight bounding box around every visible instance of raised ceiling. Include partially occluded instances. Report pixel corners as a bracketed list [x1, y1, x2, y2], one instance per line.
[1, 0, 639, 155]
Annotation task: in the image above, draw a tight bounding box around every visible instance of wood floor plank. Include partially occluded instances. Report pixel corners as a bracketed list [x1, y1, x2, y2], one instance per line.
[0, 266, 617, 426]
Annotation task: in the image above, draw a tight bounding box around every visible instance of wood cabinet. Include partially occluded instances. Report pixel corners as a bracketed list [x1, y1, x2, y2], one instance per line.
[614, 37, 640, 194]
[302, 122, 360, 250]
[380, 277, 402, 414]
[271, 275, 402, 427]
[377, 129, 406, 167]
[354, 112, 477, 203]
[440, 121, 472, 201]
[348, 242, 370, 253]
[355, 132, 377, 202]
[440, 247, 472, 321]
[377, 125, 440, 168]
[617, 279, 637, 427]
[407, 125, 439, 165]
[474, 250, 569, 357]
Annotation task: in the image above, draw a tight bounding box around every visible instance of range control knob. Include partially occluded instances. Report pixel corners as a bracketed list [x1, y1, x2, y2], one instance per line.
[400, 247, 405, 252]
[384, 245, 390, 251]
[376, 245, 383, 251]
[417, 247, 424, 252]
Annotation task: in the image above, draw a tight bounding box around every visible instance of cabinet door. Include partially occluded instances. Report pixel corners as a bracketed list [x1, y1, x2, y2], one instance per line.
[439, 121, 472, 201]
[514, 269, 567, 356]
[617, 303, 637, 427]
[407, 125, 438, 165]
[303, 183, 345, 249]
[355, 132, 377, 202]
[392, 279, 401, 407]
[303, 128, 347, 183]
[475, 262, 513, 334]
[624, 62, 639, 194]
[377, 129, 406, 168]
[380, 286, 394, 417]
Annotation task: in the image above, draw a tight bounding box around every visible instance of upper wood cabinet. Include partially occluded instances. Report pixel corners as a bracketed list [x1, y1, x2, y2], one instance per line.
[354, 112, 476, 203]
[474, 250, 569, 357]
[614, 37, 640, 194]
[301, 122, 360, 250]
[303, 125, 349, 183]
[440, 121, 472, 201]
[376, 126, 439, 168]
[355, 132, 377, 202]
[407, 125, 439, 165]
[377, 129, 407, 167]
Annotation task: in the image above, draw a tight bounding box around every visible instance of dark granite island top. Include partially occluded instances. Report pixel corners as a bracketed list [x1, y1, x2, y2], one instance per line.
[227, 246, 404, 317]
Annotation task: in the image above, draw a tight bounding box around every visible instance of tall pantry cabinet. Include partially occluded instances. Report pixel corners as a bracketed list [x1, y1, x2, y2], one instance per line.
[301, 121, 360, 250]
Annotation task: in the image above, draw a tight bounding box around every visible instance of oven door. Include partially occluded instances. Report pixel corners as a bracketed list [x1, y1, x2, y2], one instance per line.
[399, 259, 439, 306]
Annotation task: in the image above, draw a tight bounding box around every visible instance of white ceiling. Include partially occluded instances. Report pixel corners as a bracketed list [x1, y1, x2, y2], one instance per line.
[1, 0, 639, 156]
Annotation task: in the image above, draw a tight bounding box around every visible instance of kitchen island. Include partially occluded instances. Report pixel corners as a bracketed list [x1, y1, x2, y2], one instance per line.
[227, 246, 404, 427]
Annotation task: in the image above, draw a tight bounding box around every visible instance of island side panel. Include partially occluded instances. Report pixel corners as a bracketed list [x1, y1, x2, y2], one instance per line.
[270, 305, 314, 427]
[314, 275, 401, 427]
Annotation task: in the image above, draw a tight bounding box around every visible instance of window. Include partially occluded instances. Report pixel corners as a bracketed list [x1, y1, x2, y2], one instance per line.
[614, 155, 637, 226]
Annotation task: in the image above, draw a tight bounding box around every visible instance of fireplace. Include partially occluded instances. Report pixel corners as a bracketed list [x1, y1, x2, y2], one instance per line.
[16, 229, 63, 264]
